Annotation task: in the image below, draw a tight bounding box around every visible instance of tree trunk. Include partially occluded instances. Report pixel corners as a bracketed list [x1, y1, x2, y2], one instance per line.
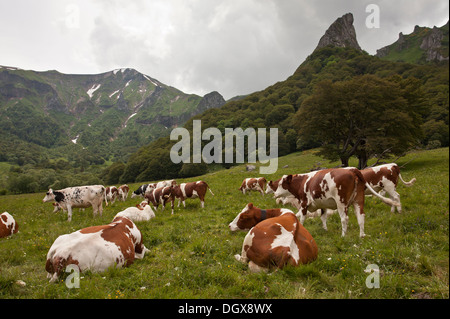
[357, 152, 369, 169]
[340, 156, 349, 167]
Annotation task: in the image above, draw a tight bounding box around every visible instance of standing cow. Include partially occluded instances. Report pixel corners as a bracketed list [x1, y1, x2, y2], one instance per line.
[360, 163, 416, 213]
[172, 181, 214, 208]
[43, 185, 106, 222]
[274, 168, 399, 237]
[117, 184, 130, 201]
[145, 186, 175, 215]
[105, 186, 119, 205]
[229, 203, 318, 272]
[239, 177, 267, 195]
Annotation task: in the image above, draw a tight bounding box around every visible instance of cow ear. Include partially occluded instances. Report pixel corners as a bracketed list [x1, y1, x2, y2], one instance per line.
[248, 203, 253, 209]
[286, 175, 293, 183]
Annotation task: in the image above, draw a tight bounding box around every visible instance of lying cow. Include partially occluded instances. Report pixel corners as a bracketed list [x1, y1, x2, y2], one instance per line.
[43, 185, 106, 222]
[172, 181, 214, 208]
[274, 168, 399, 237]
[239, 177, 266, 195]
[229, 203, 318, 272]
[0, 212, 18, 238]
[45, 216, 148, 282]
[114, 201, 155, 222]
[360, 163, 416, 213]
[117, 184, 130, 201]
[145, 186, 175, 215]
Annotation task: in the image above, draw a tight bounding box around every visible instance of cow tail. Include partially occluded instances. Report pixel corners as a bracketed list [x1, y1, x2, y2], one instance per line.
[399, 174, 416, 187]
[206, 183, 215, 196]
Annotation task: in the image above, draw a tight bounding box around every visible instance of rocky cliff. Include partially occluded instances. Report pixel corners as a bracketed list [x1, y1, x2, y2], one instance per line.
[376, 21, 449, 63]
[315, 13, 362, 52]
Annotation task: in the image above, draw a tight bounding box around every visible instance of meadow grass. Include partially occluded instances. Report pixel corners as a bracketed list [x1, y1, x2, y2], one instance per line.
[0, 148, 448, 299]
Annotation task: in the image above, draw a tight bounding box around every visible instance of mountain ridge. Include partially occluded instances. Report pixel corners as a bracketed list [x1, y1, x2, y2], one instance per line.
[0, 65, 225, 165]
[376, 20, 449, 64]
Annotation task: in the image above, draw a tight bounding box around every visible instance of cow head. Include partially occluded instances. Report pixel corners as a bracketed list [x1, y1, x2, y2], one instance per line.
[229, 203, 263, 231]
[136, 201, 149, 210]
[265, 180, 278, 194]
[43, 189, 55, 202]
[274, 175, 294, 198]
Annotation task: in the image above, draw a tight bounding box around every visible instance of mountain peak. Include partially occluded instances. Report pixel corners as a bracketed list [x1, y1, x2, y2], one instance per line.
[315, 13, 362, 52]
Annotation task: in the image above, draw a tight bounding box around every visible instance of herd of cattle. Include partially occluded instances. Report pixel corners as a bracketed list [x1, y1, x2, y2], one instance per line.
[0, 162, 416, 281]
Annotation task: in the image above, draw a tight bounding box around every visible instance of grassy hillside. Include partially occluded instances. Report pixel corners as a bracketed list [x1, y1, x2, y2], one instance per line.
[0, 147, 448, 299]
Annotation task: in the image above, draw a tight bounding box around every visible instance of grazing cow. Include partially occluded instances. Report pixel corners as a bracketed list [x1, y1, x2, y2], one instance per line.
[114, 201, 155, 222]
[172, 181, 214, 208]
[131, 184, 150, 198]
[360, 163, 416, 213]
[145, 186, 175, 215]
[239, 177, 267, 195]
[274, 168, 400, 237]
[105, 186, 119, 205]
[43, 185, 106, 222]
[229, 203, 318, 272]
[156, 179, 177, 188]
[0, 212, 18, 238]
[45, 216, 148, 283]
[117, 185, 130, 201]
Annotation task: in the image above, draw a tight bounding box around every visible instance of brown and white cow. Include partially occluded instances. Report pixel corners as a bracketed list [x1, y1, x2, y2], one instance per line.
[45, 216, 148, 282]
[43, 185, 106, 222]
[239, 177, 267, 195]
[114, 201, 156, 222]
[117, 184, 130, 201]
[105, 186, 119, 205]
[172, 181, 214, 208]
[274, 168, 400, 237]
[229, 203, 318, 272]
[360, 163, 416, 213]
[146, 180, 177, 195]
[145, 186, 175, 215]
[0, 212, 18, 238]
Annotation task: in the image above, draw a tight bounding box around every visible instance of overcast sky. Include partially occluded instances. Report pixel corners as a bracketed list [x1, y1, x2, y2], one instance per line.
[0, 0, 448, 99]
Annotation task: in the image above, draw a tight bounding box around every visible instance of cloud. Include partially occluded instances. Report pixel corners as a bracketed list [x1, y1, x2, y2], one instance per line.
[0, 0, 448, 99]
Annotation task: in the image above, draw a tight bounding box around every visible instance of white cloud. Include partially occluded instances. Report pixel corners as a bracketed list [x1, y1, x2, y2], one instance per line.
[0, 0, 448, 99]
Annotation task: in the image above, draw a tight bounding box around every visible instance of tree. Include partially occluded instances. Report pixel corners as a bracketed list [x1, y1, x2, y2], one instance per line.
[297, 75, 423, 168]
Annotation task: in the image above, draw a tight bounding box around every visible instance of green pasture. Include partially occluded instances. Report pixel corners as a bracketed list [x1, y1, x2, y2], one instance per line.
[0, 148, 448, 299]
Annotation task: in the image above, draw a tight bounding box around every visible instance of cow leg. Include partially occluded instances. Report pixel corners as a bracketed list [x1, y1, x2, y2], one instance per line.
[171, 198, 174, 215]
[353, 203, 365, 238]
[386, 188, 401, 213]
[297, 207, 308, 225]
[337, 205, 348, 237]
[67, 205, 73, 222]
[98, 201, 103, 217]
[320, 209, 328, 231]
